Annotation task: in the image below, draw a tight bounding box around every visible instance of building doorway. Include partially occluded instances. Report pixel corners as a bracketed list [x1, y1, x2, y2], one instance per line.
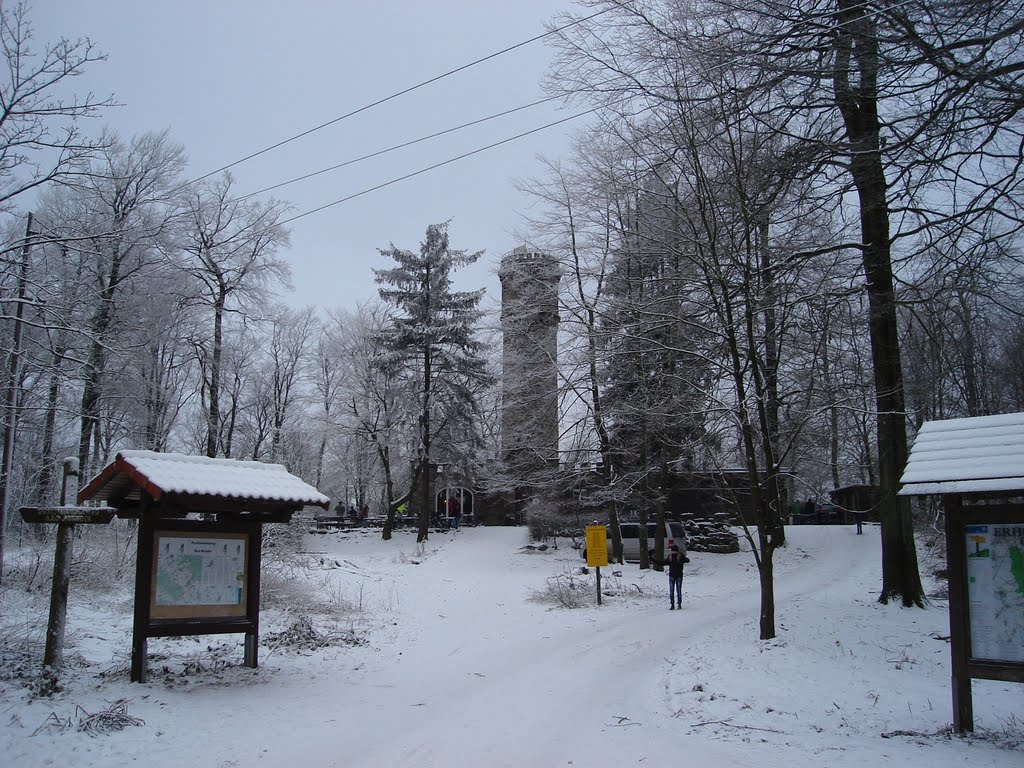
[436, 487, 475, 527]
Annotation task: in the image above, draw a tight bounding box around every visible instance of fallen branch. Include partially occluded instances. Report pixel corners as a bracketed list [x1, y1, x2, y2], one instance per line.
[690, 717, 784, 734]
[609, 715, 641, 727]
[721, 721, 785, 734]
[76, 700, 145, 736]
[881, 727, 952, 740]
[31, 711, 72, 737]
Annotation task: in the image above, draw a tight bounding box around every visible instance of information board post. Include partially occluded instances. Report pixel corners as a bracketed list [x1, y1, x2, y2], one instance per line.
[244, 527, 262, 668]
[944, 494, 973, 732]
[585, 525, 609, 607]
[943, 495, 1024, 733]
[131, 514, 155, 683]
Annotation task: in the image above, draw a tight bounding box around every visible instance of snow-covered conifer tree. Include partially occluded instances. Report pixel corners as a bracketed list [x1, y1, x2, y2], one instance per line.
[374, 222, 492, 542]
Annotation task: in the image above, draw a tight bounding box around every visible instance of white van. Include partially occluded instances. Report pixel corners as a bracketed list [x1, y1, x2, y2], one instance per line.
[582, 521, 686, 563]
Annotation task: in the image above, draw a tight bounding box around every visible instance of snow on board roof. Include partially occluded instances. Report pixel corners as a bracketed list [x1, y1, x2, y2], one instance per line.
[899, 411, 1024, 496]
[78, 450, 330, 509]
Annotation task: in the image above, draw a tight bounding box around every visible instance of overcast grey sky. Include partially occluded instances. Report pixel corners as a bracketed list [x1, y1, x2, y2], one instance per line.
[33, 0, 579, 313]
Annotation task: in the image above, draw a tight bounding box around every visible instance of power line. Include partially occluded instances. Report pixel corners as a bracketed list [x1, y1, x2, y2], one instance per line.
[180, 5, 614, 191]
[272, 105, 604, 231]
[259, 0, 916, 211]
[234, 94, 562, 203]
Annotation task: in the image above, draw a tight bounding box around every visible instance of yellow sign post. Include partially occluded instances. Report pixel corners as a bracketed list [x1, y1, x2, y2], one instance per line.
[585, 525, 608, 605]
[585, 525, 608, 567]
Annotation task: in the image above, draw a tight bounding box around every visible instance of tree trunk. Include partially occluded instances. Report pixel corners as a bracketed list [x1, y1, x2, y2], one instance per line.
[638, 433, 650, 570]
[205, 293, 225, 458]
[379, 444, 397, 541]
[40, 459, 79, 695]
[652, 455, 669, 572]
[834, 0, 923, 606]
[758, 524, 776, 640]
[821, 325, 842, 490]
[417, 457, 431, 543]
[416, 262, 433, 544]
[36, 347, 65, 504]
[757, 216, 785, 548]
[722, 273, 777, 639]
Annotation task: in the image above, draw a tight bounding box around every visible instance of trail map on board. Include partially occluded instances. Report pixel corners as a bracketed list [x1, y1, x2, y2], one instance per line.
[155, 536, 245, 606]
[965, 524, 1024, 663]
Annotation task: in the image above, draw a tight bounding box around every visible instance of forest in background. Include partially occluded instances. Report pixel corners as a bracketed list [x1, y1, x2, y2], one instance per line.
[0, 2, 1022, 625]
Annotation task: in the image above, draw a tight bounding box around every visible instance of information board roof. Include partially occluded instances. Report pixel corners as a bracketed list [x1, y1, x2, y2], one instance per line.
[899, 411, 1024, 496]
[78, 450, 330, 510]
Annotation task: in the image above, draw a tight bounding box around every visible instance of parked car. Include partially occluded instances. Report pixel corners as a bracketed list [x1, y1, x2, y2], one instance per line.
[582, 520, 687, 562]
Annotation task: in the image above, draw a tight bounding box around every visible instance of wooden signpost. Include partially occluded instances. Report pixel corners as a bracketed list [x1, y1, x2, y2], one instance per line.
[19, 458, 116, 693]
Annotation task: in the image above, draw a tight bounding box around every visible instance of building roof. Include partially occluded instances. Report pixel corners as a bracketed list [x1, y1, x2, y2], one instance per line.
[78, 450, 330, 510]
[899, 412, 1024, 496]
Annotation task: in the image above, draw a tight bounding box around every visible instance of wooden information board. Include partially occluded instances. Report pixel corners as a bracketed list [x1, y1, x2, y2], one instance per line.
[944, 498, 1024, 731]
[150, 531, 249, 620]
[132, 517, 263, 682]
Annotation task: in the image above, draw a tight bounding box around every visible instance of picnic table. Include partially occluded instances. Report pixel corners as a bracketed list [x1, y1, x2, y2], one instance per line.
[314, 516, 360, 531]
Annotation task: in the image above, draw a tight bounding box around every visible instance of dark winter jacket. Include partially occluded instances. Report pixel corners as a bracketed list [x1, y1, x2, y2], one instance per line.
[664, 551, 685, 579]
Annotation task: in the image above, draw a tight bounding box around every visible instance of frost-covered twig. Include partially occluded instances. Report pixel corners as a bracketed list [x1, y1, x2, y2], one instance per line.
[76, 700, 145, 736]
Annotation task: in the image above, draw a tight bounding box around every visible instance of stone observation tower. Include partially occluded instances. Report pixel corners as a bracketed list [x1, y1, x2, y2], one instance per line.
[499, 246, 560, 502]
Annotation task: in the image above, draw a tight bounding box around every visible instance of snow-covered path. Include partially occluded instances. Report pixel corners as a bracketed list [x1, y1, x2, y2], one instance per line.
[4, 525, 1020, 768]
[281, 526, 877, 767]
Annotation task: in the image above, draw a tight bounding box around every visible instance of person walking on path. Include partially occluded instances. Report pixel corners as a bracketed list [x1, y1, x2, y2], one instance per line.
[665, 545, 687, 610]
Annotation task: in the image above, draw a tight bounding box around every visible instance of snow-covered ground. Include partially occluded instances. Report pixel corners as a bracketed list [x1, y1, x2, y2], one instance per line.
[2, 524, 1021, 766]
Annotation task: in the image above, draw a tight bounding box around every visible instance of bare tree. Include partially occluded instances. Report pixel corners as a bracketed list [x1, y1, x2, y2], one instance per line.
[331, 303, 414, 539]
[310, 315, 344, 488]
[32, 130, 187, 477]
[191, 321, 260, 459]
[266, 304, 316, 461]
[178, 172, 290, 458]
[515, 147, 627, 561]
[0, 0, 113, 574]
[0, 2, 113, 212]
[545, 0, 937, 608]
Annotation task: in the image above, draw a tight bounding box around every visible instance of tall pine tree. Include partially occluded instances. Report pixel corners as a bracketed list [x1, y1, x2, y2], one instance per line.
[374, 222, 492, 542]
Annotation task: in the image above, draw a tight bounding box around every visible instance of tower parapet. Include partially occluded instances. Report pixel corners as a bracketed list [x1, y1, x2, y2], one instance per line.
[499, 246, 561, 279]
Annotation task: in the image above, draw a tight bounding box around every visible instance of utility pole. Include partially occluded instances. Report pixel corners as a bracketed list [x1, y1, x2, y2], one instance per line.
[0, 212, 34, 583]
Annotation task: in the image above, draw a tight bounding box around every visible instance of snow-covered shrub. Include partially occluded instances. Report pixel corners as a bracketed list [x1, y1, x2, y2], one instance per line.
[0, 618, 44, 685]
[262, 616, 366, 653]
[70, 520, 138, 589]
[525, 499, 577, 543]
[2, 532, 51, 593]
[529, 569, 595, 608]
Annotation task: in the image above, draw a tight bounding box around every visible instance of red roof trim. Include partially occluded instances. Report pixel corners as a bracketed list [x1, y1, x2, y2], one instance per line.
[77, 453, 164, 504]
[118, 454, 164, 503]
[77, 457, 119, 503]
